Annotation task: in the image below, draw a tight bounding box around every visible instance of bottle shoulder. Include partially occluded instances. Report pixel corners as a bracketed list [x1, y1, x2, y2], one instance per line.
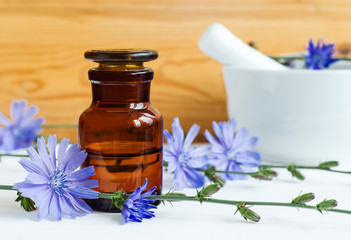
[79, 102, 162, 127]
[80, 103, 160, 117]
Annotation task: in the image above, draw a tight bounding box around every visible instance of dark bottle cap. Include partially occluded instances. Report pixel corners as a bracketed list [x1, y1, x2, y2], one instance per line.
[85, 49, 157, 82]
[85, 49, 158, 63]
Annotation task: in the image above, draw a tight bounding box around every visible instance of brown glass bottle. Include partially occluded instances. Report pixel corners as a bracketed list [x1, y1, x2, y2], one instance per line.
[79, 49, 163, 212]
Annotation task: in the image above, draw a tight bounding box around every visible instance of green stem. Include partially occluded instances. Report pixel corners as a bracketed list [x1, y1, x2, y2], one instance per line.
[98, 193, 113, 199]
[269, 56, 351, 62]
[0, 154, 29, 158]
[148, 195, 351, 215]
[197, 168, 256, 176]
[42, 124, 78, 129]
[98, 193, 351, 215]
[261, 164, 351, 175]
[163, 161, 257, 176]
[2, 154, 349, 176]
[37, 136, 64, 143]
[1, 155, 257, 176]
[270, 56, 304, 61]
[0, 185, 15, 190]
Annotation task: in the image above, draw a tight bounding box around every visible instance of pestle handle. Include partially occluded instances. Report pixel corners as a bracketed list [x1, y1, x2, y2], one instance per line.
[198, 23, 286, 70]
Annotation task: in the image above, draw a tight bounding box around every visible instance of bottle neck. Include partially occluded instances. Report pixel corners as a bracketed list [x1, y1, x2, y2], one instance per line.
[91, 80, 151, 103]
[89, 62, 153, 103]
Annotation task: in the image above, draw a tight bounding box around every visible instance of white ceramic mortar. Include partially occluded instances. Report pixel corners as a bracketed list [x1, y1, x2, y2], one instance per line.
[223, 63, 351, 164]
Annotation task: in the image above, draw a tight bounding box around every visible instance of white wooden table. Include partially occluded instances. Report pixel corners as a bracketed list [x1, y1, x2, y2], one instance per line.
[1, 149, 351, 240]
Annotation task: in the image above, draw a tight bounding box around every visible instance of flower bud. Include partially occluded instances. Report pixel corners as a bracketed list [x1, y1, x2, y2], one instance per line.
[196, 184, 221, 203]
[288, 164, 305, 180]
[262, 169, 278, 177]
[15, 191, 36, 212]
[316, 199, 338, 213]
[202, 184, 221, 197]
[251, 168, 278, 181]
[318, 161, 339, 169]
[291, 192, 315, 204]
[204, 166, 216, 175]
[204, 166, 226, 187]
[211, 175, 226, 187]
[235, 202, 260, 222]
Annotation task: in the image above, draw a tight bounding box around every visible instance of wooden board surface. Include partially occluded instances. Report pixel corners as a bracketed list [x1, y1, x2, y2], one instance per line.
[0, 0, 351, 142]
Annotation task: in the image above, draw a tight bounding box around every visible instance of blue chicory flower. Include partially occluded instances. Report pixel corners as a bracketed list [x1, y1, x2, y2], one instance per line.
[304, 39, 339, 70]
[0, 100, 44, 152]
[121, 179, 157, 223]
[14, 135, 99, 221]
[164, 118, 210, 190]
[204, 119, 261, 181]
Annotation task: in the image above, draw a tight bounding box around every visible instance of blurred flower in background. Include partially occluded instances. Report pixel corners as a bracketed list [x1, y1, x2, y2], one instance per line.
[0, 100, 44, 152]
[204, 119, 261, 180]
[163, 118, 210, 190]
[304, 39, 339, 70]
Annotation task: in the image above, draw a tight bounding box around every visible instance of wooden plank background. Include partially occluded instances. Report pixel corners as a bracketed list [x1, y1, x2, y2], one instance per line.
[0, 0, 351, 142]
